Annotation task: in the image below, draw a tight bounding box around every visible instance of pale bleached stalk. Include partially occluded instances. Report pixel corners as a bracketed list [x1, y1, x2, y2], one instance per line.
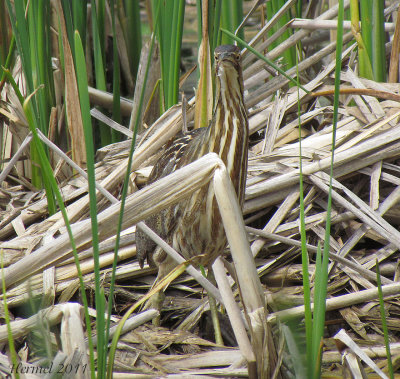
[243, 0, 350, 80]
[213, 165, 275, 378]
[60, 303, 90, 379]
[91, 309, 159, 346]
[136, 222, 223, 303]
[267, 282, 400, 323]
[212, 258, 255, 365]
[2, 154, 218, 288]
[213, 167, 264, 312]
[246, 227, 393, 285]
[242, 0, 298, 62]
[310, 172, 400, 249]
[90, 108, 133, 138]
[246, 120, 400, 199]
[88, 86, 133, 116]
[153, 349, 244, 370]
[0, 304, 65, 343]
[0, 132, 32, 185]
[334, 329, 389, 379]
[288, 19, 395, 32]
[323, 343, 400, 363]
[36, 128, 222, 300]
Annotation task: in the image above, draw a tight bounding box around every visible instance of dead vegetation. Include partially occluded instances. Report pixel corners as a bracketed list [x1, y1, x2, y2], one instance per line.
[1, 1, 400, 378]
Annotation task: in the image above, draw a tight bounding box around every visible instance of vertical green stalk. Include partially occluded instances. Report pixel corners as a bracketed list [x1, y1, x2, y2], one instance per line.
[209, 0, 222, 53]
[71, 0, 87, 52]
[376, 260, 394, 379]
[311, 1, 344, 377]
[350, 0, 374, 79]
[266, 0, 296, 69]
[124, 0, 141, 82]
[359, 0, 385, 81]
[3, 68, 95, 378]
[220, 0, 237, 45]
[0, 0, 9, 78]
[152, 0, 185, 109]
[371, 0, 386, 82]
[74, 31, 105, 378]
[91, 0, 110, 146]
[360, 0, 372, 66]
[111, 0, 121, 143]
[1, 250, 20, 379]
[168, 0, 185, 107]
[296, 0, 302, 17]
[220, 0, 233, 45]
[5, 0, 56, 211]
[106, 14, 159, 379]
[296, 46, 312, 376]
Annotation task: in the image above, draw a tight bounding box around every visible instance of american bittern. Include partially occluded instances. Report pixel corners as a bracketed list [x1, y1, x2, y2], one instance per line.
[136, 44, 248, 311]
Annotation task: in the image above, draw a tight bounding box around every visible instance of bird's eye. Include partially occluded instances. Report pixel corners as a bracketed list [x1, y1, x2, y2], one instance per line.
[235, 55, 240, 60]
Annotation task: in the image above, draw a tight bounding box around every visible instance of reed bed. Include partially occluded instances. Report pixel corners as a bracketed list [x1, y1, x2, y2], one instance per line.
[1, 0, 400, 377]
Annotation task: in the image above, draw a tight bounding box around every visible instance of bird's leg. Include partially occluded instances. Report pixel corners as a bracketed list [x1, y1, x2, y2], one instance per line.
[147, 292, 165, 326]
[206, 267, 224, 345]
[147, 249, 177, 325]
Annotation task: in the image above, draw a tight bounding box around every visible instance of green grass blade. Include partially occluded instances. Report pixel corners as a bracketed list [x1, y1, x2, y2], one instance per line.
[376, 260, 394, 379]
[74, 30, 106, 378]
[152, 0, 185, 109]
[311, 242, 324, 375]
[0, 35, 15, 83]
[90, 0, 110, 146]
[1, 249, 20, 379]
[296, 45, 312, 376]
[360, 0, 372, 69]
[6, 0, 33, 92]
[5, 0, 57, 206]
[72, 0, 87, 52]
[210, 0, 222, 53]
[0, 0, 9, 77]
[350, 0, 374, 79]
[310, 1, 345, 377]
[3, 67, 95, 378]
[124, 0, 142, 81]
[371, 0, 386, 82]
[220, 0, 233, 45]
[106, 19, 158, 378]
[221, 29, 309, 94]
[267, 0, 295, 69]
[110, 0, 121, 142]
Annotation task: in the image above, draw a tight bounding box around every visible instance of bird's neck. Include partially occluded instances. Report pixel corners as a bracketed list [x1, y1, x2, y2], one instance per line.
[205, 69, 248, 201]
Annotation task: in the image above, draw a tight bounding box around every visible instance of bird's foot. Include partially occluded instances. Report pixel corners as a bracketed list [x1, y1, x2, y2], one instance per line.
[145, 291, 165, 326]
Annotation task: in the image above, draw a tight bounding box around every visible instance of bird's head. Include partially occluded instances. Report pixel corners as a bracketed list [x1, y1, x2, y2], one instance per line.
[214, 44, 243, 95]
[214, 44, 241, 73]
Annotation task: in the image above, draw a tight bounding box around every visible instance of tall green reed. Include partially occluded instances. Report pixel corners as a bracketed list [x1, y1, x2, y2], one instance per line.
[106, 13, 160, 379]
[5, 0, 56, 212]
[266, 0, 296, 71]
[302, 1, 344, 377]
[152, 0, 185, 110]
[376, 260, 394, 379]
[220, 0, 244, 45]
[353, 0, 386, 81]
[123, 0, 142, 83]
[2, 65, 96, 378]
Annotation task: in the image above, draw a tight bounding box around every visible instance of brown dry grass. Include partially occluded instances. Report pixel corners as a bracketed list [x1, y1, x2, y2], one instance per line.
[1, 1, 400, 378]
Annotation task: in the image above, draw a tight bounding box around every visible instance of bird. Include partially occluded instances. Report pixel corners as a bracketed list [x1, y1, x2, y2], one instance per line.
[136, 44, 248, 313]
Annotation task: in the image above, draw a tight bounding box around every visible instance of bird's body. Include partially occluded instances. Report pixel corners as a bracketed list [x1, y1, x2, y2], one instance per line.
[136, 44, 248, 289]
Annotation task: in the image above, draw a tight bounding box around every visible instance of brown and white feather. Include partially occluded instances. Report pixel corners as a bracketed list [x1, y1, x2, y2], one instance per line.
[136, 45, 248, 278]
